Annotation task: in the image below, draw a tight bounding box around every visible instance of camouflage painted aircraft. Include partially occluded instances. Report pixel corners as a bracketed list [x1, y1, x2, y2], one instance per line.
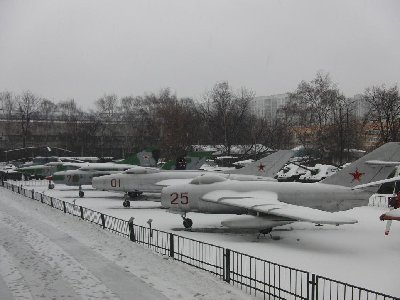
[50, 150, 157, 197]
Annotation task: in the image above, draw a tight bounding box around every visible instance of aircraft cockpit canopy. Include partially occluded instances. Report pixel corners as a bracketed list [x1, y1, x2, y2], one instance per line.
[190, 174, 227, 185]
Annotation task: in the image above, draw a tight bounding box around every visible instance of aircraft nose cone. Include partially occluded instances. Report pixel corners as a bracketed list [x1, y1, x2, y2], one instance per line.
[92, 177, 101, 188]
[160, 188, 170, 208]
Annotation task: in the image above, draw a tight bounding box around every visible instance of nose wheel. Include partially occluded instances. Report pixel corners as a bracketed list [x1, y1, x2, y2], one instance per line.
[181, 214, 193, 229]
[122, 193, 131, 207]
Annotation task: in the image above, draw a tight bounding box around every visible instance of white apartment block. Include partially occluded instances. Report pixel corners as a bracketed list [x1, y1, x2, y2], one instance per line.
[351, 94, 370, 119]
[250, 93, 290, 119]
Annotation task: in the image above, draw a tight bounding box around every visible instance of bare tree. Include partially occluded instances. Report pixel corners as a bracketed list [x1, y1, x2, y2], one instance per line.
[38, 99, 57, 144]
[16, 91, 42, 148]
[157, 95, 200, 159]
[95, 94, 121, 156]
[58, 99, 84, 152]
[363, 84, 400, 144]
[287, 72, 345, 160]
[327, 96, 364, 164]
[0, 91, 17, 148]
[201, 82, 255, 155]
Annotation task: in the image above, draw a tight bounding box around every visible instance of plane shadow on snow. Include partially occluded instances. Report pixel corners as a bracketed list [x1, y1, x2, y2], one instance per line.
[62, 195, 124, 200]
[171, 227, 293, 234]
[107, 206, 163, 210]
[172, 225, 357, 255]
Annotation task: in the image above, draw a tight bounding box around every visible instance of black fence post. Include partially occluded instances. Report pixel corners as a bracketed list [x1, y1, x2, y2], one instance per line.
[50, 197, 53, 207]
[40, 193, 43, 203]
[31, 189, 34, 199]
[80, 206, 84, 220]
[100, 214, 106, 229]
[224, 249, 231, 283]
[63, 201, 66, 213]
[169, 233, 174, 258]
[128, 217, 136, 242]
[12, 185, 14, 192]
[310, 274, 318, 300]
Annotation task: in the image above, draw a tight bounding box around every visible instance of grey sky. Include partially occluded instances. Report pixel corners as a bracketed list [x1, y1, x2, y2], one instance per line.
[0, 0, 399, 109]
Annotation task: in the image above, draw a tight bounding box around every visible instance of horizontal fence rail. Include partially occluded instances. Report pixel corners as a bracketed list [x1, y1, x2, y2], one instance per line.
[1, 180, 398, 300]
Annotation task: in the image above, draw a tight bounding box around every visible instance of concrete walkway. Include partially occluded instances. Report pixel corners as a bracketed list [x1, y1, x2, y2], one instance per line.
[0, 187, 251, 300]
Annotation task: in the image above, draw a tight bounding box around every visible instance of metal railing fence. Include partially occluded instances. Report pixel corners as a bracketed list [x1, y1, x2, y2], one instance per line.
[2, 180, 398, 300]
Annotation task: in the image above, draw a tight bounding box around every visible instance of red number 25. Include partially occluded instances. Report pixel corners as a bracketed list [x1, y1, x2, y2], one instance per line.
[170, 192, 189, 205]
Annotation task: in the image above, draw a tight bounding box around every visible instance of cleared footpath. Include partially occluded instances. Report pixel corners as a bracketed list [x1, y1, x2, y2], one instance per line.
[0, 188, 251, 300]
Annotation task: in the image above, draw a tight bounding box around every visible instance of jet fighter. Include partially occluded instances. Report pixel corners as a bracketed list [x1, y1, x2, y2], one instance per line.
[160, 142, 400, 233]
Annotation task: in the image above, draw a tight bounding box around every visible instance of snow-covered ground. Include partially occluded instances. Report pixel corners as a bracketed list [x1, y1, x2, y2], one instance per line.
[7, 181, 400, 297]
[0, 186, 254, 300]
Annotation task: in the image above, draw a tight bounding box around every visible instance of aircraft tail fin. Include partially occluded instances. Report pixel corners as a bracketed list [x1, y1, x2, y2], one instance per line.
[117, 150, 157, 167]
[161, 151, 213, 170]
[321, 142, 400, 190]
[227, 150, 294, 177]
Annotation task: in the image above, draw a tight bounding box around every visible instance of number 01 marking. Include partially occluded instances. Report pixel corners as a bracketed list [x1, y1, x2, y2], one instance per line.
[170, 192, 188, 205]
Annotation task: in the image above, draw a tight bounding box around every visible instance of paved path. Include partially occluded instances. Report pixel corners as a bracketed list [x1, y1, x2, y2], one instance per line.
[0, 195, 168, 300]
[0, 187, 251, 300]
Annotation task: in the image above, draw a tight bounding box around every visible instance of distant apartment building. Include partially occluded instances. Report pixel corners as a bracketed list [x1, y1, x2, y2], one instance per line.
[250, 93, 290, 119]
[351, 94, 370, 119]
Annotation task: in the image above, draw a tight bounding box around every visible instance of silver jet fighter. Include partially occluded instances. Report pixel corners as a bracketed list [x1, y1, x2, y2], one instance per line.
[92, 150, 294, 207]
[161, 142, 400, 232]
[51, 163, 136, 197]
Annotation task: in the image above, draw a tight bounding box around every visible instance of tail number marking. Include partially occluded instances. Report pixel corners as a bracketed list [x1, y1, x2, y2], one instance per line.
[170, 192, 189, 205]
[111, 179, 121, 187]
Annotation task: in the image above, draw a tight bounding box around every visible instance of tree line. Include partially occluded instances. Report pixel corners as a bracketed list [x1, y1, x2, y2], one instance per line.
[0, 72, 399, 164]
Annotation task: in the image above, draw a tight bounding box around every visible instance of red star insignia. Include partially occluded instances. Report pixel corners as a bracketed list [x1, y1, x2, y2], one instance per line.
[258, 163, 266, 172]
[350, 169, 364, 182]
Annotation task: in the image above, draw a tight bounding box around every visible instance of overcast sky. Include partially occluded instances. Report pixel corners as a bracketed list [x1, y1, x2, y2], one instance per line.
[0, 0, 399, 109]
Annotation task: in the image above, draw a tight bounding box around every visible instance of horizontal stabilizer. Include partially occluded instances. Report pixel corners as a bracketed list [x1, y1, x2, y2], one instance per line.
[380, 210, 400, 221]
[352, 175, 400, 190]
[365, 160, 400, 166]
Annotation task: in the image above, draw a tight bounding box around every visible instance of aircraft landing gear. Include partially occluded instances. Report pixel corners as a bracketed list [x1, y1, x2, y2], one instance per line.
[122, 192, 132, 207]
[127, 191, 143, 198]
[181, 214, 193, 229]
[79, 185, 84, 198]
[257, 228, 277, 239]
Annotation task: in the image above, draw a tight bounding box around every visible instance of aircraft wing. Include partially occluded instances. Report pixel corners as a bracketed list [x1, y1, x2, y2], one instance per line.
[201, 190, 357, 225]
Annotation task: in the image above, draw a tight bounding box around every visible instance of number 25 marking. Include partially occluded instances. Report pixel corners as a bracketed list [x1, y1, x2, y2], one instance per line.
[170, 192, 189, 205]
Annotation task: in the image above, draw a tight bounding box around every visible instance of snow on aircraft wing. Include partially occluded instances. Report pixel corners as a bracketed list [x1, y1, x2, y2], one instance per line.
[201, 190, 357, 225]
[156, 179, 193, 187]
